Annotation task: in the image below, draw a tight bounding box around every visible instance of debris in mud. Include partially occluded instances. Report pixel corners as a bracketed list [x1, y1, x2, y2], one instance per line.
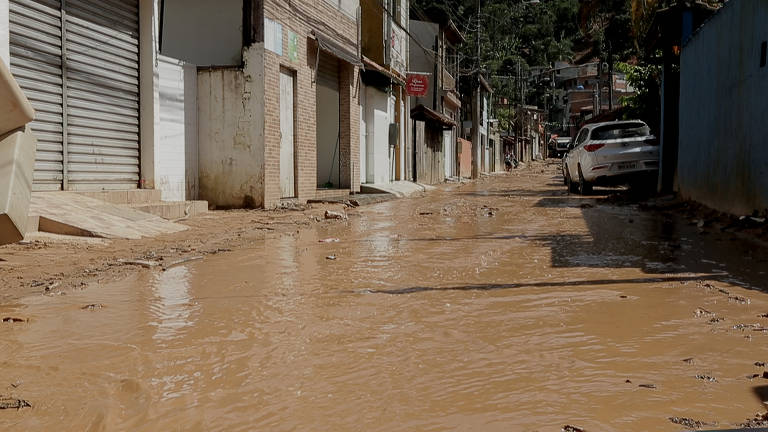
[707, 317, 724, 324]
[682, 357, 695, 364]
[697, 281, 716, 290]
[619, 295, 628, 299]
[755, 361, 766, 367]
[668, 416, 714, 429]
[733, 323, 763, 330]
[209, 248, 232, 254]
[718, 288, 730, 295]
[747, 373, 761, 379]
[81, 304, 103, 311]
[319, 238, 340, 243]
[0, 396, 31, 410]
[758, 313, 768, 318]
[326, 255, 337, 261]
[739, 412, 768, 427]
[1, 317, 28, 323]
[694, 307, 714, 317]
[695, 374, 717, 382]
[480, 205, 498, 217]
[418, 212, 433, 216]
[638, 384, 657, 389]
[625, 379, 632, 383]
[162, 256, 203, 271]
[324, 210, 347, 220]
[118, 259, 160, 268]
[728, 295, 750, 304]
[562, 425, 585, 432]
[763, 371, 768, 379]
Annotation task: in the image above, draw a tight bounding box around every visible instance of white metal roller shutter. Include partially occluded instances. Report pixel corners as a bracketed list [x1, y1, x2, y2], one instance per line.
[8, 0, 65, 191]
[64, 0, 140, 190]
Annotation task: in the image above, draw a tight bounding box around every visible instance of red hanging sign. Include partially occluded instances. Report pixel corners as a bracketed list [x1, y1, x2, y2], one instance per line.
[406, 73, 429, 97]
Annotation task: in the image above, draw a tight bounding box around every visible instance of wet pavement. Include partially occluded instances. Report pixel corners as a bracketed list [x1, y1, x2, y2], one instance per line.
[2, 168, 768, 431]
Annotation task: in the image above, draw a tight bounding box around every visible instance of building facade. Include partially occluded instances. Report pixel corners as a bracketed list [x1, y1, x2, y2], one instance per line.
[0, 0, 363, 209]
[408, 14, 462, 183]
[360, 0, 408, 185]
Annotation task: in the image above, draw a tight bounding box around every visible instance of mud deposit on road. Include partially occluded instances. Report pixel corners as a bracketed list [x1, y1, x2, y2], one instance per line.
[2, 168, 768, 431]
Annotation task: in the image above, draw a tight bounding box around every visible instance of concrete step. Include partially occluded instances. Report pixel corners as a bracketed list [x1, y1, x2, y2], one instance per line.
[130, 200, 208, 220]
[76, 189, 162, 205]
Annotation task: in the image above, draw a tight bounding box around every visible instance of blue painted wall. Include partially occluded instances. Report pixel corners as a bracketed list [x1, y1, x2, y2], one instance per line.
[678, 0, 768, 216]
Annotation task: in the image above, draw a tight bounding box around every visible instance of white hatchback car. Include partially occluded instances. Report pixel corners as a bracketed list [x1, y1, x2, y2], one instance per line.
[563, 120, 659, 194]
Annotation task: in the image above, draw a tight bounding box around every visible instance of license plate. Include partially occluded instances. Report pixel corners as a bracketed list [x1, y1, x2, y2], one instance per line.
[617, 162, 637, 170]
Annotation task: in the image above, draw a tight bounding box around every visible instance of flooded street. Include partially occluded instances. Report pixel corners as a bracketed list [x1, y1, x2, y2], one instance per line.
[2, 168, 768, 431]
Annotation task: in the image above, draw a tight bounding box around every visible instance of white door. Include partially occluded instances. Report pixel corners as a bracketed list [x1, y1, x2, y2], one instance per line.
[359, 84, 367, 184]
[280, 70, 295, 198]
[443, 130, 453, 178]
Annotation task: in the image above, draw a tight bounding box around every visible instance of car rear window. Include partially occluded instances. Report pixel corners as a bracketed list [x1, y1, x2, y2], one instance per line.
[591, 123, 650, 140]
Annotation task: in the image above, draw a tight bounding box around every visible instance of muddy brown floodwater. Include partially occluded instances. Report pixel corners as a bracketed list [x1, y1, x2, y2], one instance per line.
[2, 167, 768, 431]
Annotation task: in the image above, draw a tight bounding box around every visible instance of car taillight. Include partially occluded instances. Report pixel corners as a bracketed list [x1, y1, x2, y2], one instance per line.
[584, 143, 605, 152]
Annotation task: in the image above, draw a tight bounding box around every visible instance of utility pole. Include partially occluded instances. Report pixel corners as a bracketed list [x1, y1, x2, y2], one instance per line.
[608, 42, 614, 111]
[471, 0, 482, 179]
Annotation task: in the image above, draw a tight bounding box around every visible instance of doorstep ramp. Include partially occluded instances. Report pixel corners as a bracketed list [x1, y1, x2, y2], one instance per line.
[28, 192, 188, 240]
[360, 181, 434, 198]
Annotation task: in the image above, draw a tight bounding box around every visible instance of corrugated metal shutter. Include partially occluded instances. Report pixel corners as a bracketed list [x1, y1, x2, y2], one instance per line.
[8, 0, 65, 191]
[317, 51, 339, 91]
[64, 0, 140, 190]
[7, 0, 140, 191]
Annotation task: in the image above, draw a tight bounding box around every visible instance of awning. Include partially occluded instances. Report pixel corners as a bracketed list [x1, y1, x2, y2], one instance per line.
[362, 56, 405, 86]
[311, 30, 362, 67]
[411, 104, 456, 129]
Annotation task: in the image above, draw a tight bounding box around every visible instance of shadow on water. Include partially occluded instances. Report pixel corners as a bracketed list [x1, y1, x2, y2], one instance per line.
[353, 275, 715, 295]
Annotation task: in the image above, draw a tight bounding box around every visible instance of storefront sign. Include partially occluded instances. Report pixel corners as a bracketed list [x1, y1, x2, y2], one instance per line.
[406, 73, 429, 97]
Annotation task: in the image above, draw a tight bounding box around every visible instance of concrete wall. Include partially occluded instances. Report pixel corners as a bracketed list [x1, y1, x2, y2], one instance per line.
[678, 0, 768, 216]
[458, 138, 471, 178]
[197, 45, 265, 208]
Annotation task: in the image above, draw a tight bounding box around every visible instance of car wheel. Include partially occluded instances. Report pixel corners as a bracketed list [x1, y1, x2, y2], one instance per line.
[565, 166, 577, 193]
[578, 165, 593, 195]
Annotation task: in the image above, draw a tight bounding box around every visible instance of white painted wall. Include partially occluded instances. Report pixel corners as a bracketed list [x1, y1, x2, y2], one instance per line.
[183, 63, 198, 199]
[139, 0, 159, 189]
[156, 55, 197, 201]
[364, 86, 390, 184]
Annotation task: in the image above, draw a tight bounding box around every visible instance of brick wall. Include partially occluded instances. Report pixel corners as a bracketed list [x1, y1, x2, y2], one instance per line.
[262, 0, 360, 207]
